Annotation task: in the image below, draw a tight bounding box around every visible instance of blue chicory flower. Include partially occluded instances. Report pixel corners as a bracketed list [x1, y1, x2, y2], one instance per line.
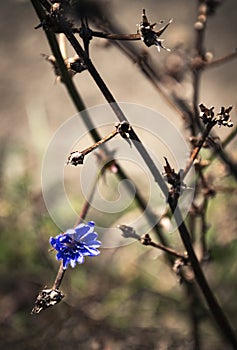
[50, 221, 101, 269]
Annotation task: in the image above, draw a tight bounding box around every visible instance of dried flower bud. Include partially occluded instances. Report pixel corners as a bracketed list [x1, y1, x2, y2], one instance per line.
[138, 9, 172, 52]
[199, 4, 208, 15]
[216, 106, 233, 128]
[66, 151, 84, 166]
[51, 3, 61, 12]
[204, 51, 213, 63]
[199, 104, 215, 124]
[197, 14, 207, 23]
[194, 21, 204, 31]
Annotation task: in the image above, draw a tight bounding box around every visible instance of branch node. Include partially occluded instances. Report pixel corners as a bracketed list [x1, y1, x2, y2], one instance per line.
[140, 233, 152, 245]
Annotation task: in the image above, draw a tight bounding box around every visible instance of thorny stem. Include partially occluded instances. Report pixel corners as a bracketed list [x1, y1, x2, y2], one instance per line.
[182, 121, 215, 180]
[62, 26, 169, 197]
[32, 1, 237, 347]
[39, 4, 167, 192]
[31, 0, 171, 251]
[75, 19, 237, 348]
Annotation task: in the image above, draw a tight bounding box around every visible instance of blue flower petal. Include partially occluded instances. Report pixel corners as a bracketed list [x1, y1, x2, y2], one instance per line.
[82, 232, 98, 243]
[70, 259, 77, 268]
[74, 222, 94, 240]
[63, 258, 70, 269]
[76, 255, 85, 264]
[83, 239, 101, 248]
[81, 246, 100, 256]
[50, 221, 101, 269]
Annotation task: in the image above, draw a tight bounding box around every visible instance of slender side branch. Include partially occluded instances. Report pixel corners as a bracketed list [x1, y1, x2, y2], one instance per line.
[66, 128, 119, 166]
[66, 122, 131, 166]
[91, 31, 141, 41]
[118, 225, 188, 261]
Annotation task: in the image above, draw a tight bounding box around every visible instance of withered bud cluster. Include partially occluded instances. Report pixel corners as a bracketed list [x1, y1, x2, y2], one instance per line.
[163, 157, 186, 204]
[199, 104, 233, 128]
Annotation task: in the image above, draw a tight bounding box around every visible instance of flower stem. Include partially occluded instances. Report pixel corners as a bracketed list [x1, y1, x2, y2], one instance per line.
[52, 262, 65, 290]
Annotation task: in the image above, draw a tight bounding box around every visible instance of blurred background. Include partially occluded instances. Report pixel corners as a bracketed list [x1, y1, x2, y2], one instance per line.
[0, 0, 237, 349]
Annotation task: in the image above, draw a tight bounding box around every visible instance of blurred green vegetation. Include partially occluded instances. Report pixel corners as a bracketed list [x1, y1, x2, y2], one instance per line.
[1, 0, 237, 349]
[1, 140, 237, 349]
